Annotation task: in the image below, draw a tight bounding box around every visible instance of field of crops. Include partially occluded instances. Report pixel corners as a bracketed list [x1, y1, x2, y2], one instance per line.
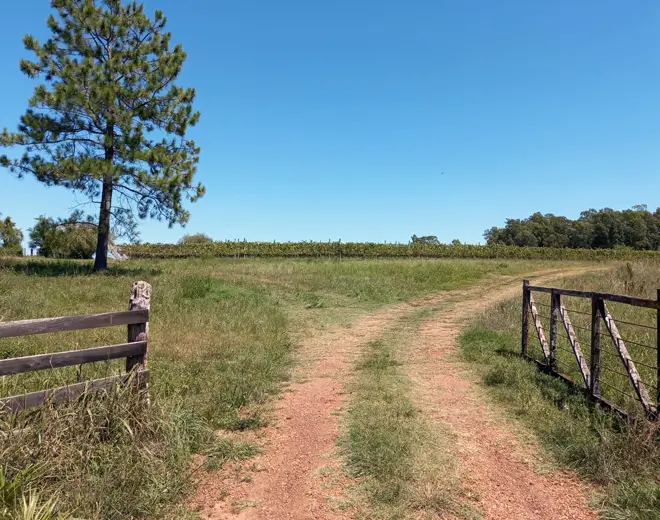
[121, 241, 660, 261]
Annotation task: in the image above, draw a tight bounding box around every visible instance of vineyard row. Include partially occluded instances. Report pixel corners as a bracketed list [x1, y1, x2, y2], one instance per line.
[119, 242, 660, 261]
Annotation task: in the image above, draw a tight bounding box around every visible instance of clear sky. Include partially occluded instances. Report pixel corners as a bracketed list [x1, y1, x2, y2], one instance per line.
[0, 1, 658, 245]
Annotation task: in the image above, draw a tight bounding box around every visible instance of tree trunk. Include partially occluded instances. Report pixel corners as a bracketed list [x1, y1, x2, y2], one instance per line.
[94, 125, 115, 272]
[94, 175, 113, 271]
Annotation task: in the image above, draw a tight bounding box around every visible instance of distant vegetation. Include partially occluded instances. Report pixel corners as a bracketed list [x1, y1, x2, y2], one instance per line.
[122, 241, 660, 261]
[29, 211, 98, 259]
[485, 205, 660, 250]
[0, 210, 102, 259]
[0, 213, 23, 257]
[178, 233, 214, 245]
[410, 234, 441, 245]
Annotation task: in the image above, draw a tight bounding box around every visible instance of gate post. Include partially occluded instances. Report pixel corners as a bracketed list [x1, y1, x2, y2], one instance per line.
[549, 291, 560, 372]
[590, 297, 602, 397]
[521, 280, 530, 356]
[126, 281, 151, 402]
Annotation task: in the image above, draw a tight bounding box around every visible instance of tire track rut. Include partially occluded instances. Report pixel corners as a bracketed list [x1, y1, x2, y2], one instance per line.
[192, 269, 599, 519]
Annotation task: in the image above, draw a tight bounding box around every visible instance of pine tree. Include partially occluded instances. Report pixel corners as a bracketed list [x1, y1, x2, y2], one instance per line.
[0, 0, 204, 270]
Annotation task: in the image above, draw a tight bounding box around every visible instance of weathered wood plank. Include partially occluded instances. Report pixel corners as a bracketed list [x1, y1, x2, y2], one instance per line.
[600, 302, 656, 417]
[528, 286, 660, 310]
[529, 293, 550, 360]
[521, 280, 530, 356]
[0, 342, 147, 377]
[560, 304, 591, 389]
[0, 371, 149, 413]
[590, 298, 602, 396]
[0, 310, 149, 339]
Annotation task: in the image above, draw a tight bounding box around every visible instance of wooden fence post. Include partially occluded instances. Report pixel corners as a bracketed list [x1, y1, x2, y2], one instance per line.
[521, 280, 530, 356]
[126, 281, 151, 392]
[549, 290, 560, 372]
[590, 297, 602, 397]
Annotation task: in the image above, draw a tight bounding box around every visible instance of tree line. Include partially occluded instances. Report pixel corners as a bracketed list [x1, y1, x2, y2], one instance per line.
[0, 210, 98, 258]
[484, 206, 660, 250]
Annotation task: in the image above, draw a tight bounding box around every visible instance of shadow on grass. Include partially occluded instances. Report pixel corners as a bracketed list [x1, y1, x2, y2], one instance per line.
[494, 347, 521, 359]
[488, 338, 631, 426]
[0, 259, 161, 278]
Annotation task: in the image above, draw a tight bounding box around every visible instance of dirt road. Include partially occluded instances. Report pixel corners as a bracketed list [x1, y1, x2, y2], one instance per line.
[192, 270, 599, 519]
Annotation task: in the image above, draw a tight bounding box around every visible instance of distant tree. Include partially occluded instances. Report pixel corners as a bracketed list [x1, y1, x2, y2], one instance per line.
[411, 235, 440, 245]
[29, 215, 57, 253]
[483, 227, 501, 245]
[451, 239, 462, 246]
[178, 233, 213, 245]
[0, 213, 24, 255]
[485, 205, 660, 250]
[0, 0, 204, 271]
[569, 220, 593, 249]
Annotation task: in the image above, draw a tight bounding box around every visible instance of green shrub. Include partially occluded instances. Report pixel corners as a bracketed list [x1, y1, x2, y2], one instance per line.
[178, 233, 213, 245]
[30, 215, 97, 259]
[0, 214, 23, 256]
[0, 245, 23, 257]
[44, 226, 97, 259]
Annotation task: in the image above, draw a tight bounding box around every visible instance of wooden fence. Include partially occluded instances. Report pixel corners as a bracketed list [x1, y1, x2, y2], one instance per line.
[0, 281, 152, 413]
[522, 280, 660, 420]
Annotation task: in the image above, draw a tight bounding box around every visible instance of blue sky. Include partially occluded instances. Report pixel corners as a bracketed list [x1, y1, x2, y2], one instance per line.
[1, 1, 658, 245]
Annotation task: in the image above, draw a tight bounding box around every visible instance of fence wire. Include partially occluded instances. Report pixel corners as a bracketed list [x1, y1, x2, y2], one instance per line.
[527, 288, 660, 419]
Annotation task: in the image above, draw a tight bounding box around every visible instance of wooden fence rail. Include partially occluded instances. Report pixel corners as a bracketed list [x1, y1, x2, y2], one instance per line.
[522, 280, 659, 420]
[0, 281, 152, 413]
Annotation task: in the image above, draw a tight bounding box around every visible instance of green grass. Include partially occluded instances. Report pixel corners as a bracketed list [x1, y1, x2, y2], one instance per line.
[343, 311, 473, 519]
[0, 256, 579, 518]
[201, 440, 260, 471]
[346, 337, 416, 507]
[460, 261, 660, 520]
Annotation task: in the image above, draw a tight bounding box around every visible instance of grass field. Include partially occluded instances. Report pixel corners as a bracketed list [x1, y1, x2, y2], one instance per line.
[0, 256, 568, 519]
[460, 261, 660, 520]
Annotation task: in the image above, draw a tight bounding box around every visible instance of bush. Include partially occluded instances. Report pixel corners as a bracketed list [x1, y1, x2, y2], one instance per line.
[178, 233, 213, 245]
[43, 226, 97, 259]
[0, 245, 23, 257]
[0, 214, 23, 256]
[30, 217, 96, 259]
